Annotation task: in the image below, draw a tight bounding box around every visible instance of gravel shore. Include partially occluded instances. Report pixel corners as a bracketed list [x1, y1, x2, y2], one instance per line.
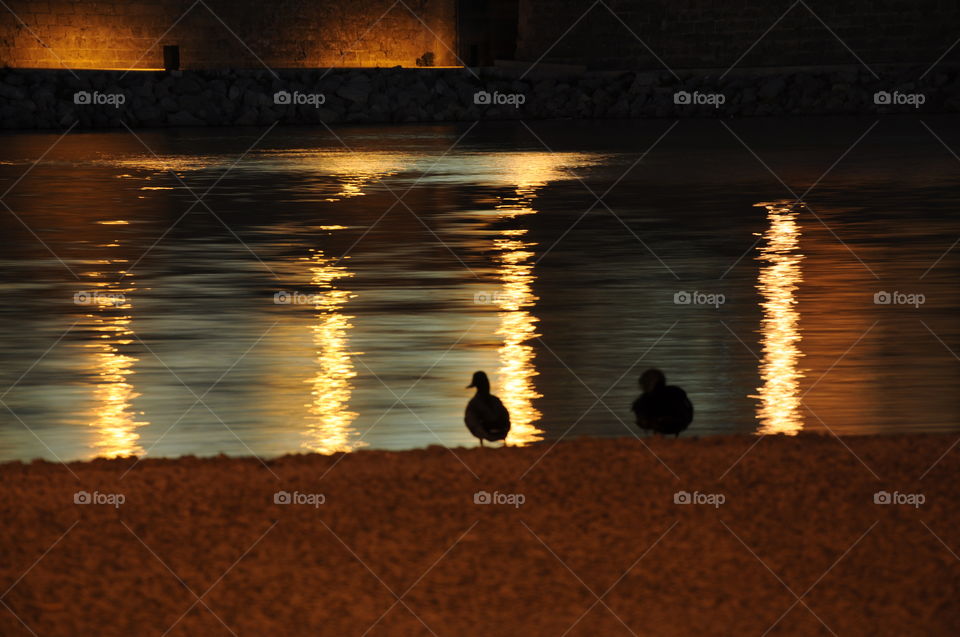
[1, 434, 958, 635]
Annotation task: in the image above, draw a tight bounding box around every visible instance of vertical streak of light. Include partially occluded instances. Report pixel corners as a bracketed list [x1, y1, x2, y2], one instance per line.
[302, 249, 366, 454]
[493, 161, 552, 446]
[753, 201, 805, 435]
[85, 268, 147, 458]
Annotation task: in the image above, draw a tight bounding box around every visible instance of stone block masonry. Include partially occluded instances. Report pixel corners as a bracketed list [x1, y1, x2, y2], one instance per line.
[0, 0, 456, 70]
[516, 0, 960, 71]
[2, 0, 958, 75]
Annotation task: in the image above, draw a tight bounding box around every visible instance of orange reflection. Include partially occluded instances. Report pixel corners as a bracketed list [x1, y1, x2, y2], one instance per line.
[490, 155, 565, 446]
[322, 153, 404, 200]
[112, 151, 405, 202]
[301, 249, 366, 454]
[81, 265, 147, 458]
[752, 202, 805, 435]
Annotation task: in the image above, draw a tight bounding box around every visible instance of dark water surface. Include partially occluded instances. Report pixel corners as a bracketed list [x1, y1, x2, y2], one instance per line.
[1, 117, 958, 462]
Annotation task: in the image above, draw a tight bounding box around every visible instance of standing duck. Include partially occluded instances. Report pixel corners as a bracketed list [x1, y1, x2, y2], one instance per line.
[631, 368, 693, 437]
[464, 371, 511, 446]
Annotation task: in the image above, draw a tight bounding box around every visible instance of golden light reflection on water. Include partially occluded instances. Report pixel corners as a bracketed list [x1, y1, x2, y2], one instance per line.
[753, 202, 805, 435]
[488, 154, 572, 446]
[493, 231, 543, 446]
[322, 154, 404, 200]
[301, 249, 366, 454]
[112, 151, 404, 201]
[82, 271, 147, 458]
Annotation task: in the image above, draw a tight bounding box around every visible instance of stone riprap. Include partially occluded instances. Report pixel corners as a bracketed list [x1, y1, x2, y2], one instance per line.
[1, 64, 957, 130]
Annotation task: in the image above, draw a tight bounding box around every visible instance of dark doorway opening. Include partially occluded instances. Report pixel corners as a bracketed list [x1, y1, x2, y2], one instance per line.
[458, 0, 519, 67]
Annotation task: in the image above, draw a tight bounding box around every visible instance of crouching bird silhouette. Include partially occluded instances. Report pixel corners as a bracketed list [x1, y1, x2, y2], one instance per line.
[464, 371, 510, 446]
[631, 368, 693, 437]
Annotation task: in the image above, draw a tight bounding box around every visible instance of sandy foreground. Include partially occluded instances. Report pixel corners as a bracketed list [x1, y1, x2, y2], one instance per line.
[1, 434, 958, 636]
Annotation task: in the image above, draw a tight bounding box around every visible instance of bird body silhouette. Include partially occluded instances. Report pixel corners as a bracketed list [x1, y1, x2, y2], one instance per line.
[464, 371, 510, 446]
[632, 368, 693, 437]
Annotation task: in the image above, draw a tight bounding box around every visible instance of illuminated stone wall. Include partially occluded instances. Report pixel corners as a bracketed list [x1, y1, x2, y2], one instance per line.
[516, 0, 960, 70]
[0, 0, 456, 70]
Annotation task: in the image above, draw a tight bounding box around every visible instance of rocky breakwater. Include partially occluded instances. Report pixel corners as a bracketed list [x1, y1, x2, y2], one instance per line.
[0, 64, 958, 130]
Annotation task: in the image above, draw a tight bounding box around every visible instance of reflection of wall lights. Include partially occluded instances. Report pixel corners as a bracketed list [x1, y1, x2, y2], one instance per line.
[163, 45, 180, 72]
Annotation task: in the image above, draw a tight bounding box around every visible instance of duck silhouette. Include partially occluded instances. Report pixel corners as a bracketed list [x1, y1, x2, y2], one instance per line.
[464, 371, 510, 446]
[631, 368, 693, 437]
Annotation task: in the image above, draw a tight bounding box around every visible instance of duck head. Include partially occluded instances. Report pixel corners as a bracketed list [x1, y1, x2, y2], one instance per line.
[640, 368, 666, 393]
[467, 371, 491, 394]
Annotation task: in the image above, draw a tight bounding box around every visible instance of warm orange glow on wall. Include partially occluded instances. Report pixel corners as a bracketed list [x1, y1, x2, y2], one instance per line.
[0, 0, 457, 70]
